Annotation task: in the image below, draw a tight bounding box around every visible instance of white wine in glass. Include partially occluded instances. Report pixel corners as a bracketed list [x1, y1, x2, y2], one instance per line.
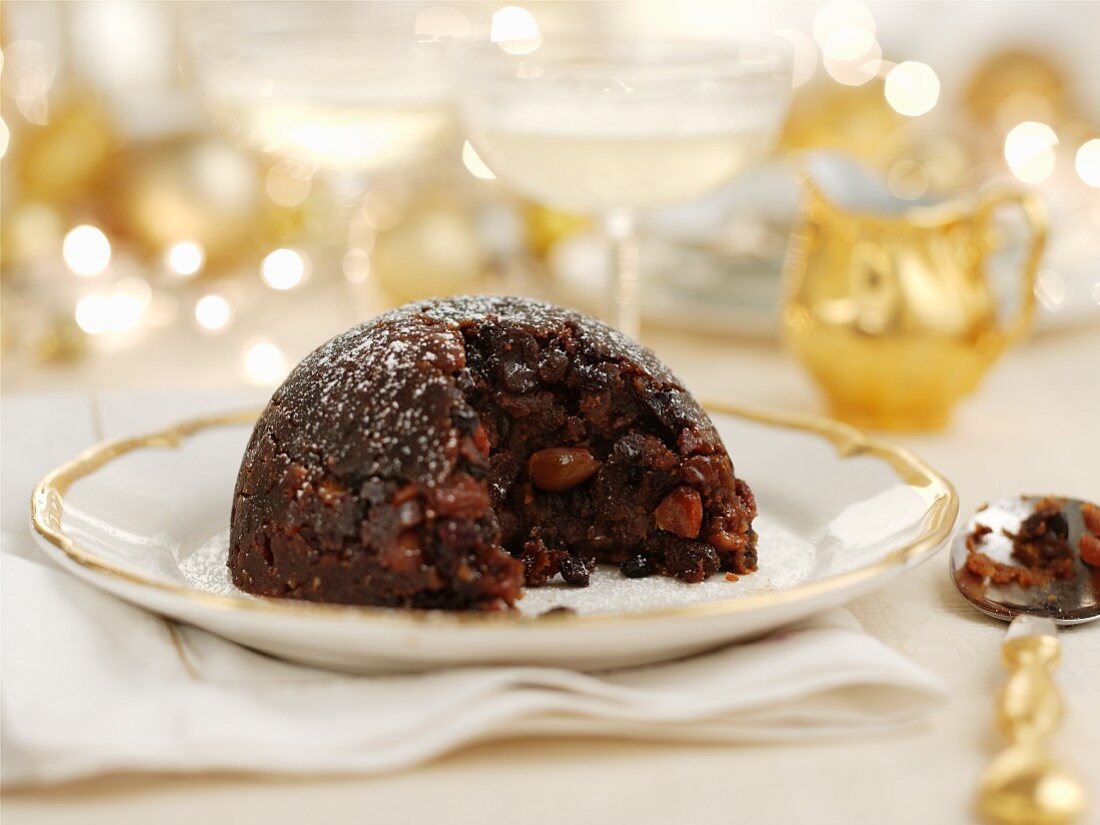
[225, 97, 454, 175]
[183, 2, 455, 292]
[460, 36, 792, 339]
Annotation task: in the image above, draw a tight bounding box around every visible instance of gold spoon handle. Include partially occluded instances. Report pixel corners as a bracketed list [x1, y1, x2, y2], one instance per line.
[977, 633, 1086, 825]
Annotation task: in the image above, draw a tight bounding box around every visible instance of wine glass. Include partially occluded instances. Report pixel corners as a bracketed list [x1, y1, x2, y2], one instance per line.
[181, 2, 456, 289]
[459, 34, 793, 339]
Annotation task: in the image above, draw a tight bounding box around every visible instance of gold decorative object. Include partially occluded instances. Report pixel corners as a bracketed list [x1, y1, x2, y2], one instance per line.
[977, 631, 1085, 825]
[782, 176, 1046, 430]
[109, 134, 263, 260]
[34, 314, 87, 363]
[0, 201, 65, 271]
[964, 49, 1071, 128]
[882, 135, 974, 200]
[779, 80, 907, 170]
[14, 94, 116, 203]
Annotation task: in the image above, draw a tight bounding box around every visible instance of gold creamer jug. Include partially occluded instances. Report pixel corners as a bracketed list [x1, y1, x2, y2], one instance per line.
[782, 176, 1046, 430]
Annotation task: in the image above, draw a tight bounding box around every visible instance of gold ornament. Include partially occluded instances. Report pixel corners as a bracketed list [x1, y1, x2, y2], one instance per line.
[109, 134, 263, 262]
[964, 49, 1071, 129]
[0, 202, 64, 272]
[780, 79, 907, 170]
[34, 313, 87, 364]
[14, 94, 116, 204]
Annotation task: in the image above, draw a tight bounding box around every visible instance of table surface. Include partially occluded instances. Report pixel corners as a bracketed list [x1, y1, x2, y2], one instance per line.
[3, 292, 1099, 825]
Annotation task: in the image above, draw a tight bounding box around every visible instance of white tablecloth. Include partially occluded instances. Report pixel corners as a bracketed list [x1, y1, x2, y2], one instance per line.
[2, 316, 1098, 825]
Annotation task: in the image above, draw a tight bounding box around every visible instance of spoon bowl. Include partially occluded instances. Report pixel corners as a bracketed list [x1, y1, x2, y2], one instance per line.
[950, 495, 1100, 625]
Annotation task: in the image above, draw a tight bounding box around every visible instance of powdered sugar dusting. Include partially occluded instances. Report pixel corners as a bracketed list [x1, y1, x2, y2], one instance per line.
[262, 304, 471, 485]
[253, 295, 685, 489]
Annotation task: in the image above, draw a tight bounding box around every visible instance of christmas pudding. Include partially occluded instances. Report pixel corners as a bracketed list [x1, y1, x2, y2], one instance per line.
[229, 296, 757, 611]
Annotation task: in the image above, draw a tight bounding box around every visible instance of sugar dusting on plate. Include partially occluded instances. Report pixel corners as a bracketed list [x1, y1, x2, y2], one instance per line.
[179, 514, 812, 615]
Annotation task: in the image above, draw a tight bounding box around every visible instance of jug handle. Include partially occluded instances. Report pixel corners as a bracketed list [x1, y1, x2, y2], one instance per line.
[975, 188, 1047, 345]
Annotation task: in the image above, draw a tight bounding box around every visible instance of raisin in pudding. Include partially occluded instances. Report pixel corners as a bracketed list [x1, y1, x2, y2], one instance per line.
[229, 296, 757, 611]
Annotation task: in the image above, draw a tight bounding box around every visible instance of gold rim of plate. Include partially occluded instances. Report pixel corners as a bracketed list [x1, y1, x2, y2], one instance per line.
[29, 402, 958, 627]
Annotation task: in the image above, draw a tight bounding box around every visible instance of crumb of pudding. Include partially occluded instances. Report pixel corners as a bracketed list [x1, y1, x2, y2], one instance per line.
[964, 521, 1042, 586]
[1003, 497, 1075, 582]
[965, 548, 1043, 587]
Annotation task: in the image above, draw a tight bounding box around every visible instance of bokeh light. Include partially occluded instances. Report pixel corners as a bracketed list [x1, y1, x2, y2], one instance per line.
[823, 43, 881, 86]
[1004, 121, 1058, 183]
[16, 94, 50, 126]
[823, 27, 876, 62]
[105, 294, 145, 332]
[74, 295, 113, 335]
[462, 141, 496, 180]
[1075, 139, 1100, 188]
[360, 182, 410, 231]
[491, 6, 541, 55]
[74, 285, 147, 336]
[265, 162, 313, 207]
[885, 62, 940, 117]
[814, 0, 879, 86]
[115, 276, 153, 313]
[1, 40, 56, 101]
[1035, 269, 1066, 311]
[343, 248, 372, 284]
[195, 294, 231, 331]
[244, 341, 287, 385]
[773, 29, 818, 88]
[62, 225, 112, 277]
[165, 240, 205, 277]
[887, 159, 930, 200]
[261, 248, 307, 290]
[0, 118, 9, 159]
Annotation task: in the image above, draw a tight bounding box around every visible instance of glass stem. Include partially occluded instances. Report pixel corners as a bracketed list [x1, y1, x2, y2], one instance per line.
[601, 208, 641, 341]
[324, 170, 379, 320]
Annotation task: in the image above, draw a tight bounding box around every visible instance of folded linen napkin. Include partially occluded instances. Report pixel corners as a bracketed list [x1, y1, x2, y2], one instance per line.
[0, 551, 945, 786]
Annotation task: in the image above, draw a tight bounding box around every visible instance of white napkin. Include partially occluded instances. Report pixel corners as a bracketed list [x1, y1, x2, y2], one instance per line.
[1, 552, 946, 787]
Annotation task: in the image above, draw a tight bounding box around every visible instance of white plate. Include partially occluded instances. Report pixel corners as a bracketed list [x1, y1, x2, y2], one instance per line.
[31, 405, 957, 673]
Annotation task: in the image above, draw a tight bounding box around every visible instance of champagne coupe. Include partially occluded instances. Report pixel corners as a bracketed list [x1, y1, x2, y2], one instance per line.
[182, 2, 455, 289]
[459, 35, 793, 339]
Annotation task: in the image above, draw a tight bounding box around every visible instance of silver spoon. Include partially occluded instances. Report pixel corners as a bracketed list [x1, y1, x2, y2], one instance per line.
[950, 495, 1099, 825]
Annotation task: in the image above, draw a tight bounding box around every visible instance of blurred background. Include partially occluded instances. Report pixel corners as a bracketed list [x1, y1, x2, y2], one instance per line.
[1, 1, 1097, 411]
